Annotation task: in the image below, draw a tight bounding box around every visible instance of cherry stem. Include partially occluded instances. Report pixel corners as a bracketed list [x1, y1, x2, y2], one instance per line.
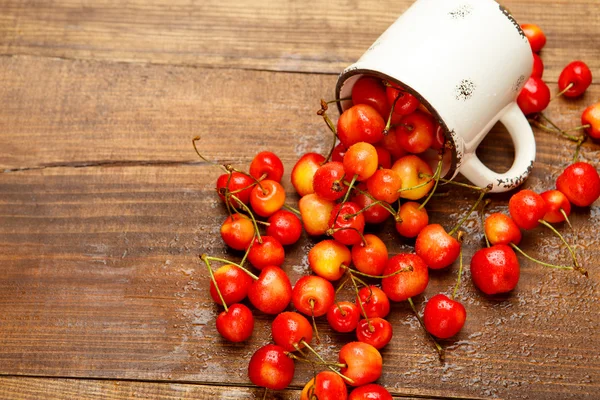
[537, 113, 584, 142]
[550, 82, 574, 101]
[383, 92, 402, 135]
[573, 134, 587, 162]
[347, 183, 398, 217]
[283, 203, 301, 215]
[563, 124, 591, 133]
[560, 209, 573, 229]
[344, 265, 413, 279]
[418, 153, 444, 210]
[262, 387, 268, 400]
[335, 275, 350, 295]
[201, 254, 259, 280]
[349, 273, 373, 332]
[480, 198, 492, 248]
[398, 177, 434, 193]
[326, 96, 352, 105]
[200, 254, 228, 312]
[509, 243, 575, 272]
[230, 195, 262, 244]
[452, 232, 465, 300]
[342, 174, 358, 204]
[309, 299, 321, 344]
[192, 136, 227, 171]
[300, 340, 355, 385]
[318, 99, 339, 164]
[287, 352, 345, 368]
[538, 219, 588, 277]
[449, 186, 490, 236]
[407, 297, 445, 362]
[427, 176, 490, 193]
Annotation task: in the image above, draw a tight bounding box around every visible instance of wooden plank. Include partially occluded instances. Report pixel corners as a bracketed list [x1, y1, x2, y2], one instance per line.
[0, 0, 598, 79]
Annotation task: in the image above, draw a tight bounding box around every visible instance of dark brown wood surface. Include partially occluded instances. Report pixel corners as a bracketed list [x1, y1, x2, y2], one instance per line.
[1, 1, 599, 399]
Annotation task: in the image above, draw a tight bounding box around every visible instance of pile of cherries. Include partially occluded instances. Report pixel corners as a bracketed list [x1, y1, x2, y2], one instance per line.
[199, 23, 600, 400]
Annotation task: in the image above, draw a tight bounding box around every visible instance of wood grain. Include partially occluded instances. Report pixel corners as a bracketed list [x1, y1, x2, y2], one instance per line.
[0, 0, 599, 80]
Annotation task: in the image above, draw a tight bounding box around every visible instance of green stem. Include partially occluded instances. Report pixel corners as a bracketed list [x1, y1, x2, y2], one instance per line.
[345, 265, 413, 279]
[342, 174, 358, 204]
[201, 254, 228, 312]
[509, 243, 574, 271]
[203, 255, 259, 280]
[230, 195, 262, 243]
[449, 188, 489, 236]
[283, 203, 301, 215]
[480, 198, 491, 248]
[452, 244, 464, 300]
[300, 340, 355, 385]
[538, 219, 588, 276]
[419, 154, 443, 210]
[550, 82, 574, 101]
[383, 92, 402, 135]
[560, 209, 572, 229]
[407, 297, 444, 362]
[350, 273, 373, 332]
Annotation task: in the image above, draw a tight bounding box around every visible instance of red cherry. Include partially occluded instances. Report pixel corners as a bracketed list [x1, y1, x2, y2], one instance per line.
[209, 264, 254, 306]
[531, 53, 544, 78]
[216, 171, 254, 206]
[246, 236, 285, 270]
[556, 162, 600, 207]
[271, 311, 313, 352]
[540, 190, 571, 224]
[328, 202, 366, 246]
[266, 210, 302, 246]
[351, 76, 390, 118]
[508, 189, 547, 230]
[292, 152, 326, 196]
[415, 224, 461, 270]
[313, 161, 348, 201]
[250, 179, 286, 217]
[220, 214, 254, 250]
[356, 286, 390, 319]
[385, 86, 420, 117]
[337, 104, 385, 147]
[375, 146, 392, 169]
[343, 142, 379, 181]
[351, 234, 388, 276]
[356, 317, 393, 349]
[216, 303, 254, 342]
[558, 61, 592, 98]
[349, 384, 393, 400]
[430, 123, 446, 151]
[248, 344, 295, 390]
[395, 201, 429, 238]
[351, 183, 391, 224]
[331, 142, 348, 163]
[327, 301, 361, 333]
[582, 102, 600, 140]
[366, 168, 402, 204]
[484, 213, 522, 246]
[382, 253, 429, 302]
[301, 370, 348, 400]
[249, 151, 284, 182]
[248, 266, 292, 314]
[292, 275, 335, 317]
[470, 244, 520, 295]
[339, 342, 383, 387]
[521, 23, 546, 53]
[380, 127, 408, 159]
[395, 110, 435, 154]
[422, 294, 466, 339]
[517, 76, 550, 115]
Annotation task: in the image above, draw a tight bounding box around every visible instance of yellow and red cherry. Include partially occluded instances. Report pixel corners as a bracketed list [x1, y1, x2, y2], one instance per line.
[508, 189, 547, 230]
[349, 384, 393, 400]
[415, 224, 461, 270]
[366, 168, 402, 204]
[248, 266, 292, 315]
[380, 127, 408, 160]
[356, 286, 390, 319]
[249, 151, 284, 182]
[356, 317, 393, 349]
[246, 235, 285, 270]
[298, 193, 335, 236]
[220, 214, 255, 250]
[540, 190, 571, 224]
[581, 102, 600, 140]
[382, 253, 429, 302]
[385, 86, 420, 117]
[339, 342, 383, 387]
[271, 311, 313, 352]
[351, 234, 388, 276]
[300, 371, 348, 400]
[344, 142, 379, 181]
[216, 303, 254, 343]
[558, 61, 592, 98]
[556, 161, 600, 207]
[327, 301, 361, 333]
[250, 179, 286, 217]
[391, 155, 435, 200]
[328, 202, 366, 246]
[531, 53, 544, 79]
[374, 146, 392, 169]
[337, 104, 385, 148]
[309, 239, 351, 281]
[396, 110, 435, 154]
[313, 161, 349, 201]
[484, 213, 522, 246]
[291, 152, 326, 196]
[521, 23, 546, 53]
[266, 210, 302, 246]
[395, 201, 429, 238]
[351, 183, 391, 224]
[517, 76, 550, 115]
[209, 264, 254, 306]
[292, 275, 336, 317]
[331, 142, 348, 163]
[470, 244, 520, 295]
[422, 294, 466, 339]
[248, 344, 295, 390]
[351, 76, 391, 118]
[216, 171, 254, 206]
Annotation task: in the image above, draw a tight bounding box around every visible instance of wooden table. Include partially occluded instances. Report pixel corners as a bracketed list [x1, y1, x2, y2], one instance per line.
[1, 1, 599, 399]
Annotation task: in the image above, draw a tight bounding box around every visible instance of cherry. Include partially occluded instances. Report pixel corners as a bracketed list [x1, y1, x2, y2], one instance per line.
[351, 183, 391, 224]
[339, 342, 383, 387]
[301, 370, 348, 400]
[349, 384, 393, 400]
[292, 275, 336, 317]
[558, 61, 592, 98]
[366, 168, 402, 203]
[249, 151, 284, 182]
[508, 189, 547, 230]
[298, 193, 336, 236]
[271, 311, 313, 352]
[356, 286, 390, 319]
[395, 201, 429, 238]
[395, 110, 435, 154]
[216, 303, 254, 342]
[375, 146, 392, 169]
[540, 190, 572, 224]
[385, 86, 420, 117]
[356, 317, 393, 349]
[391, 155, 434, 200]
[422, 294, 466, 339]
[337, 104, 385, 147]
[352, 76, 390, 118]
[380, 127, 408, 159]
[517, 76, 550, 115]
[351, 234, 388, 277]
[248, 266, 292, 314]
[309, 239, 352, 281]
[582, 102, 600, 140]
[484, 213, 522, 246]
[430, 123, 446, 151]
[343, 142, 379, 182]
[556, 161, 600, 207]
[328, 202, 366, 246]
[331, 142, 348, 163]
[292, 152, 326, 196]
[266, 210, 302, 246]
[327, 301, 361, 333]
[532, 53, 544, 78]
[415, 224, 461, 270]
[250, 179, 286, 217]
[246, 236, 285, 270]
[521, 23, 546, 53]
[248, 344, 295, 390]
[216, 171, 254, 207]
[209, 264, 254, 306]
[313, 161, 349, 201]
[382, 253, 429, 302]
[470, 244, 520, 295]
[220, 214, 255, 250]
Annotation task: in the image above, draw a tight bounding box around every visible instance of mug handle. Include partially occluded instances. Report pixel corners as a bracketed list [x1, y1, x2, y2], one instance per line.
[459, 101, 536, 193]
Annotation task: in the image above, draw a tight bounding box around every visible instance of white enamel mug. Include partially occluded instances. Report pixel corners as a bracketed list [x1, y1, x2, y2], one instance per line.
[336, 0, 535, 193]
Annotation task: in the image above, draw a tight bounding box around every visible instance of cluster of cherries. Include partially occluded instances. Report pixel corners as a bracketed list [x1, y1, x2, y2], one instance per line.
[198, 22, 600, 400]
